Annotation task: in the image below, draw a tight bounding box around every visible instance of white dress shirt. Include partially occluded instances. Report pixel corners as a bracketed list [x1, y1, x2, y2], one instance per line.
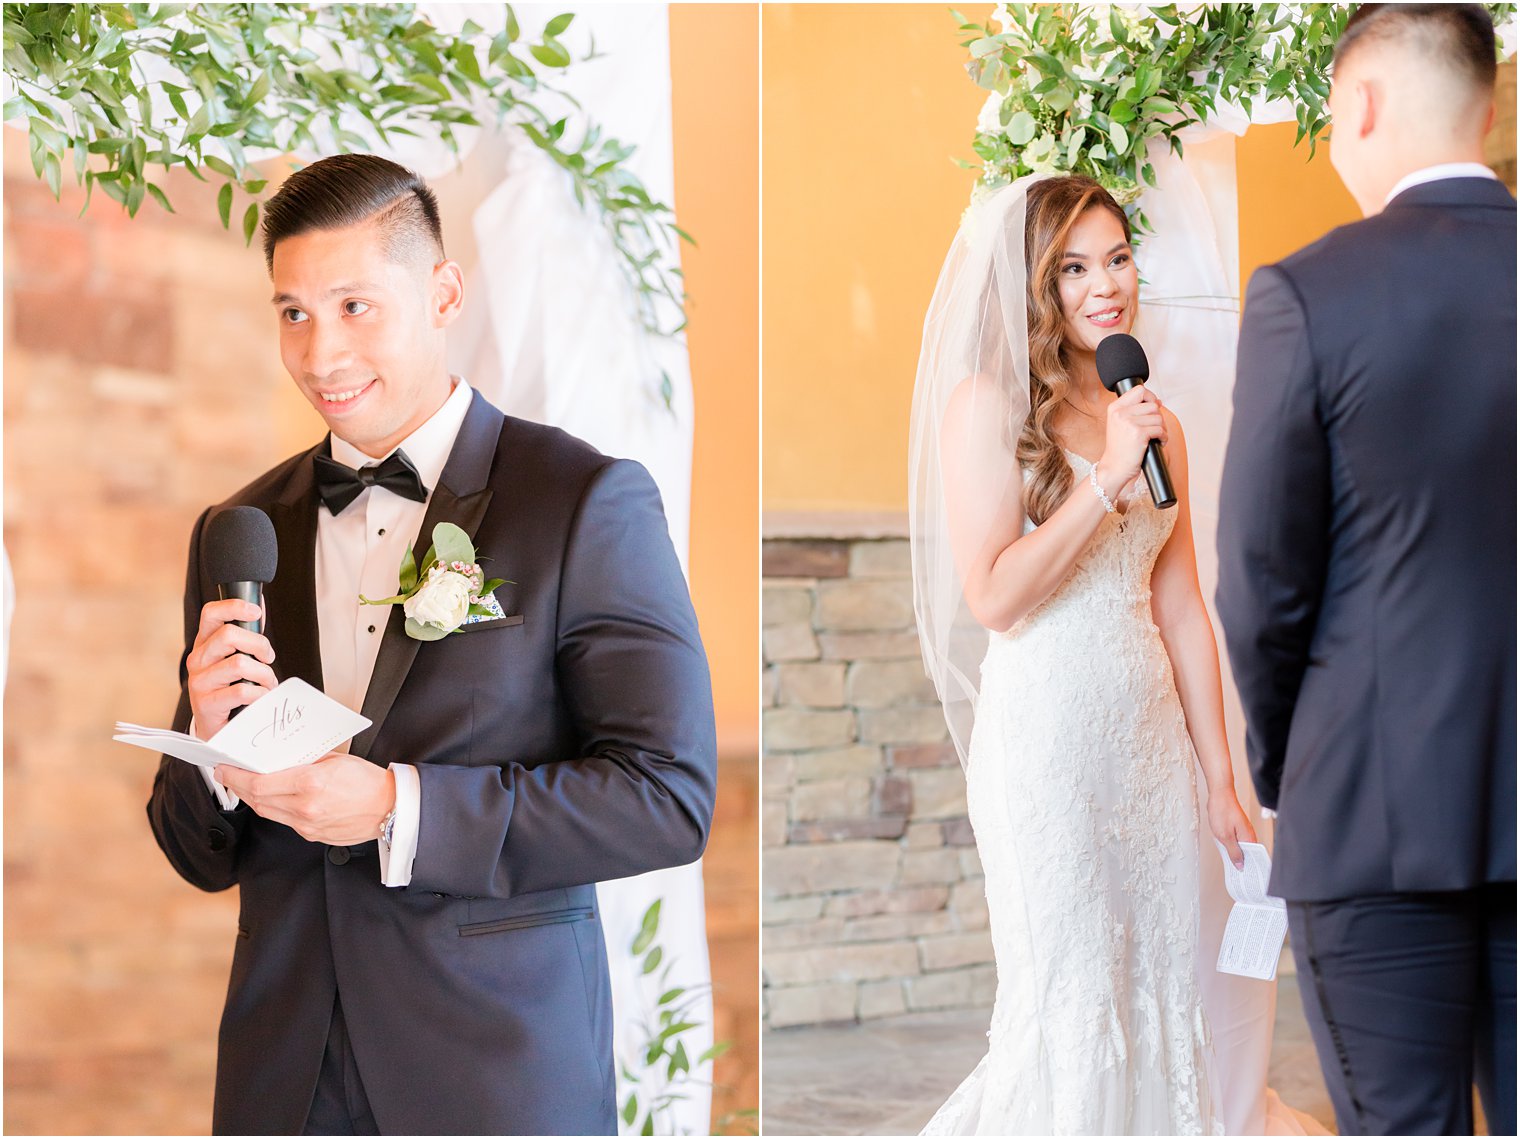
[202, 377, 476, 887]
[1386, 161, 1498, 205]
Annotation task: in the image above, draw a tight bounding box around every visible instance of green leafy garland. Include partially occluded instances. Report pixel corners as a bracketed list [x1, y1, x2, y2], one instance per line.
[2, 3, 688, 335]
[959, 2, 1515, 233]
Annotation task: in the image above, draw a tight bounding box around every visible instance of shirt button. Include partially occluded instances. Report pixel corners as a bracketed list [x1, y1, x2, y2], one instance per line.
[328, 846, 351, 866]
[368, 625, 376, 634]
[378, 528, 386, 536]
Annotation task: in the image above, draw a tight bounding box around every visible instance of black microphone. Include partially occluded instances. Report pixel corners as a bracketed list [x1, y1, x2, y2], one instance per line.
[203, 506, 278, 718]
[1095, 334, 1177, 510]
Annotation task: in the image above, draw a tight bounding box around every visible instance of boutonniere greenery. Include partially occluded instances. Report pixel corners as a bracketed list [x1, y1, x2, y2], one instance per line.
[360, 522, 509, 642]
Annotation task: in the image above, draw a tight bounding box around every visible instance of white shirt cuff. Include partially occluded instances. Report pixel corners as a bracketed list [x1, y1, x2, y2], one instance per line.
[379, 762, 420, 887]
[1260, 807, 1278, 820]
[190, 716, 241, 812]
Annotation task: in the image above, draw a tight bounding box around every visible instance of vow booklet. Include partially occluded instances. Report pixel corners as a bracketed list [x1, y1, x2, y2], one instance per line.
[1214, 841, 1289, 981]
[114, 677, 370, 775]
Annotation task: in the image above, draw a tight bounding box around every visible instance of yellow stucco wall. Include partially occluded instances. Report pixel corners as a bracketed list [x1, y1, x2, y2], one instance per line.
[762, 5, 1510, 515]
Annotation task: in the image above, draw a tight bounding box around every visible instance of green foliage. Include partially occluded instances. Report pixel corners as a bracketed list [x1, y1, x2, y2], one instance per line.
[2, 3, 689, 335]
[618, 899, 751, 1136]
[960, 3, 1516, 234]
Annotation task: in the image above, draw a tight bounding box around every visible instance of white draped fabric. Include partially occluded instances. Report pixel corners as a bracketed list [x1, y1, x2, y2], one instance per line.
[418, 7, 713, 1134]
[1132, 101, 1321, 1135]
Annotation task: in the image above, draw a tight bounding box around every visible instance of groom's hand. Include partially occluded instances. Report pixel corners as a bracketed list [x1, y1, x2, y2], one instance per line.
[186, 599, 278, 739]
[214, 753, 396, 846]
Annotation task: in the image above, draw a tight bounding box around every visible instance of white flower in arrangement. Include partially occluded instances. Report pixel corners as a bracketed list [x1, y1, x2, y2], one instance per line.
[1114, 5, 1156, 47]
[1023, 133, 1065, 175]
[977, 91, 1005, 135]
[991, 3, 1015, 34]
[1074, 91, 1095, 121]
[1071, 59, 1103, 84]
[403, 562, 482, 634]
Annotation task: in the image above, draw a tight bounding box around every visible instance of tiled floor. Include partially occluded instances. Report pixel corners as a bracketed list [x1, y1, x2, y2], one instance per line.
[762, 974, 1338, 1136]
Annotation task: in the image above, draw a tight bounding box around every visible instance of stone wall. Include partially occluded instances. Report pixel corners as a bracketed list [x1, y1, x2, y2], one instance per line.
[762, 526, 992, 1030]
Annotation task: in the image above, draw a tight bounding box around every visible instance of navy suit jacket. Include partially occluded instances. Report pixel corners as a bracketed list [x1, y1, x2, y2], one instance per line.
[147, 391, 718, 1134]
[1217, 177, 1516, 902]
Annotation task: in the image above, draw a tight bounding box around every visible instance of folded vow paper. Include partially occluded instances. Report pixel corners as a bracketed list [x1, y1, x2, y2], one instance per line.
[114, 677, 370, 775]
[1214, 841, 1289, 981]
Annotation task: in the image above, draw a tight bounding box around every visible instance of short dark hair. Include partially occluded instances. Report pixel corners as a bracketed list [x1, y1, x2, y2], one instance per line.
[1334, 4, 1499, 91]
[260, 153, 445, 274]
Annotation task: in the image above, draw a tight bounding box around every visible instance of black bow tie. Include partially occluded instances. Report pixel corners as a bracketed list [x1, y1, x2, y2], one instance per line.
[314, 450, 429, 515]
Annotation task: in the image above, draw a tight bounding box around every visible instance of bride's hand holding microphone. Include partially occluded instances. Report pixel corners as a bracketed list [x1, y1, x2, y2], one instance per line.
[1091, 385, 1168, 506]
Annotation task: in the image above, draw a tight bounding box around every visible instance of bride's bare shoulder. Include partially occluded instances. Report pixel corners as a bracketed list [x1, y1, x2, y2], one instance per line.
[942, 373, 1016, 437]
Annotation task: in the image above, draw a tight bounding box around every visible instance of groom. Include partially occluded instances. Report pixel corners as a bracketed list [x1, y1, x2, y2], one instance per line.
[1217, 5, 1515, 1135]
[146, 154, 717, 1134]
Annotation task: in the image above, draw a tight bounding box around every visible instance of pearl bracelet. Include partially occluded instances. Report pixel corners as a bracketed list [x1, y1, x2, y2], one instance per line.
[1088, 463, 1117, 514]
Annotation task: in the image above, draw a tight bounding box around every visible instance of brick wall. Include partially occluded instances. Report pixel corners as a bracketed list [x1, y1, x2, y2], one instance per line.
[3, 131, 295, 1134]
[761, 525, 993, 1030]
[3, 126, 759, 1132]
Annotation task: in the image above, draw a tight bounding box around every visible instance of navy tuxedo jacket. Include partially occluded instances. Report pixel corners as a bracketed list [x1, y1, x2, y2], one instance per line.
[147, 391, 717, 1134]
[1217, 177, 1516, 902]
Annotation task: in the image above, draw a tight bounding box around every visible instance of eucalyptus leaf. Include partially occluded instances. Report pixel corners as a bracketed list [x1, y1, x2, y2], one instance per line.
[216, 180, 232, 228]
[403, 616, 450, 641]
[242, 200, 259, 245]
[430, 522, 475, 568]
[1108, 119, 1129, 156]
[1005, 109, 1036, 146]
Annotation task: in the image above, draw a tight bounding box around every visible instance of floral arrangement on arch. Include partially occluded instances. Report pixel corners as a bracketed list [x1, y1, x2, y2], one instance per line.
[959, 2, 1516, 233]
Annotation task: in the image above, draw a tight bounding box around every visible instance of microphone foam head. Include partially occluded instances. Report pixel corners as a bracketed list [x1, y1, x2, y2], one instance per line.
[1096, 333, 1150, 392]
[204, 506, 278, 585]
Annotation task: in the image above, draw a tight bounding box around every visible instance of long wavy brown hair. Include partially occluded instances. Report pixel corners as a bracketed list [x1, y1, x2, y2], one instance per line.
[1017, 175, 1132, 525]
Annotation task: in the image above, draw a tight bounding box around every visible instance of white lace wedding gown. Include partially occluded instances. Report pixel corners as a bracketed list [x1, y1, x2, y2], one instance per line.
[923, 453, 1220, 1136]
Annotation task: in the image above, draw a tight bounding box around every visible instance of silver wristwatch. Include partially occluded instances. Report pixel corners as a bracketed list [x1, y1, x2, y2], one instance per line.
[379, 806, 398, 846]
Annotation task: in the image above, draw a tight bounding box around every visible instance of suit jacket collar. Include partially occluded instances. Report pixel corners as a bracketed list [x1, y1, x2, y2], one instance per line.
[1386, 176, 1516, 212]
[351, 390, 505, 759]
[266, 443, 324, 695]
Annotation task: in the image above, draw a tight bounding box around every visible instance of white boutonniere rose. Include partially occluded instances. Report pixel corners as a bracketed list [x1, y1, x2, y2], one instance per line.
[404, 562, 477, 632]
[360, 522, 510, 641]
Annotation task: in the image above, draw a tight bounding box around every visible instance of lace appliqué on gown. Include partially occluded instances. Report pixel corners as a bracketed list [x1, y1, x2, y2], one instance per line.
[922, 453, 1221, 1136]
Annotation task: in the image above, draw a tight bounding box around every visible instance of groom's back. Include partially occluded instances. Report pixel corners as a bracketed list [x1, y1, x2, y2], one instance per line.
[1281, 177, 1516, 629]
[1239, 175, 1516, 899]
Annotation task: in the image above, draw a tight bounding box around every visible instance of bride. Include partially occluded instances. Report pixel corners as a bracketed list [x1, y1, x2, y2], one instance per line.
[910, 173, 1306, 1135]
